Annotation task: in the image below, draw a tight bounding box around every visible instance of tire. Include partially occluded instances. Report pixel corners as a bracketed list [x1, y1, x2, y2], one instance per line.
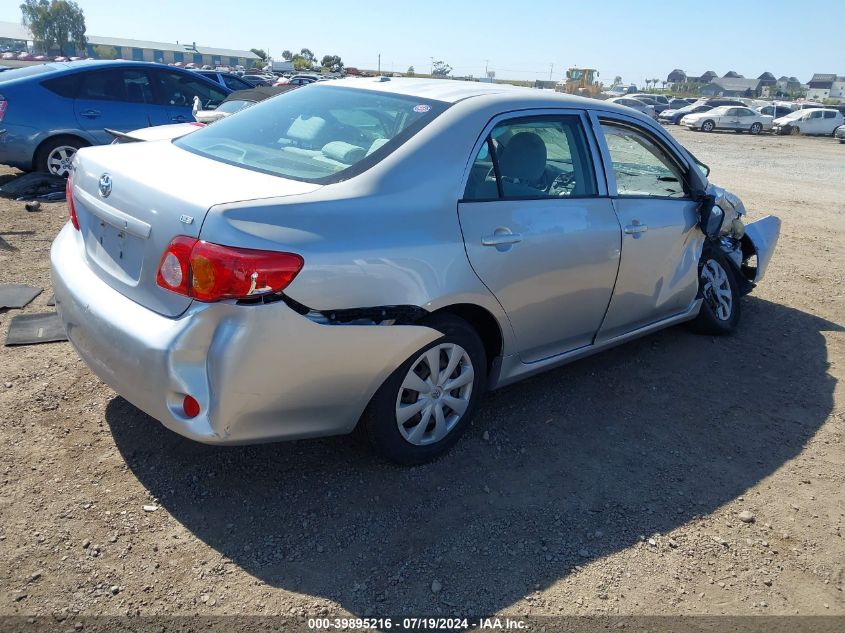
[749, 122, 763, 135]
[361, 314, 487, 465]
[688, 247, 742, 335]
[701, 120, 715, 132]
[790, 126, 800, 136]
[34, 135, 88, 178]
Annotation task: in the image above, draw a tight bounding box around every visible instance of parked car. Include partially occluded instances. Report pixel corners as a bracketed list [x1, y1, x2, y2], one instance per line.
[628, 94, 670, 113]
[835, 125, 845, 143]
[606, 96, 656, 118]
[194, 69, 254, 91]
[1, 52, 16, 60]
[52, 79, 780, 464]
[288, 74, 320, 86]
[756, 103, 795, 119]
[0, 60, 230, 176]
[668, 98, 690, 110]
[772, 108, 845, 135]
[660, 103, 718, 125]
[681, 106, 773, 134]
[241, 74, 273, 87]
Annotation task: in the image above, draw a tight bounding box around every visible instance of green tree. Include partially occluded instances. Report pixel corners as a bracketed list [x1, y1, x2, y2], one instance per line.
[298, 48, 316, 63]
[281, 49, 292, 61]
[613, 75, 622, 86]
[320, 54, 343, 73]
[431, 60, 451, 77]
[20, 0, 87, 56]
[92, 44, 116, 60]
[250, 48, 267, 61]
[407, 65, 415, 77]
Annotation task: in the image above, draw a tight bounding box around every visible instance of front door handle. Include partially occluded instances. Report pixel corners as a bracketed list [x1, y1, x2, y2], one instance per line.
[482, 231, 523, 247]
[80, 109, 101, 118]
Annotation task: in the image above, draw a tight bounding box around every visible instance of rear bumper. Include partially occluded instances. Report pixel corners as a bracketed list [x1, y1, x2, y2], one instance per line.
[50, 224, 439, 444]
[0, 122, 39, 170]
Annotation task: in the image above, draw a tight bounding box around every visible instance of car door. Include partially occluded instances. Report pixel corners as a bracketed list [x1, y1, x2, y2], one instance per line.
[721, 107, 742, 130]
[73, 68, 154, 144]
[803, 110, 823, 133]
[149, 68, 229, 124]
[591, 114, 703, 343]
[457, 112, 621, 362]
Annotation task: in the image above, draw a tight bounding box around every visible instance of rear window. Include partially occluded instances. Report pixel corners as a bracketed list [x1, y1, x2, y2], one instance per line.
[0, 64, 58, 83]
[175, 85, 449, 183]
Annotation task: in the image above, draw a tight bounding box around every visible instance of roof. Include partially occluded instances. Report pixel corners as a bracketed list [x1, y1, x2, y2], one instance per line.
[709, 77, 761, 91]
[808, 73, 837, 83]
[0, 20, 30, 41]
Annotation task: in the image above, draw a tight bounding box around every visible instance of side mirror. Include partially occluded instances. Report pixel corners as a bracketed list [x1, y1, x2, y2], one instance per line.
[697, 195, 724, 238]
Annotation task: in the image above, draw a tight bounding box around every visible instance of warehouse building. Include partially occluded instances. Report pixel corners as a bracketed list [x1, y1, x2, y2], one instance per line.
[0, 21, 259, 68]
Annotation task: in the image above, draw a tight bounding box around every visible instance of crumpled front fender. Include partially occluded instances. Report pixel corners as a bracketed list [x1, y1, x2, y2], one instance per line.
[742, 215, 781, 283]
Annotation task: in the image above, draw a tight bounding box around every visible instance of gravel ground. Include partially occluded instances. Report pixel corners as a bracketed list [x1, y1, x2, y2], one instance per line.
[0, 127, 843, 620]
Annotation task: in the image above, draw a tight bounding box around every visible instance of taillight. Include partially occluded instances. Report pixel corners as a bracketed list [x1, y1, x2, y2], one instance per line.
[156, 236, 303, 302]
[0, 97, 7, 122]
[66, 173, 79, 230]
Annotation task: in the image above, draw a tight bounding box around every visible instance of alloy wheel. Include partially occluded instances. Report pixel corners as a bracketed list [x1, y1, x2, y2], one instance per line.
[701, 259, 733, 321]
[702, 120, 715, 132]
[395, 343, 474, 446]
[47, 145, 77, 178]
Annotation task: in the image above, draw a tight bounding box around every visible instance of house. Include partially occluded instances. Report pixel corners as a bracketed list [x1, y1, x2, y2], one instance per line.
[757, 72, 777, 87]
[805, 73, 845, 102]
[723, 70, 743, 79]
[700, 77, 763, 97]
[667, 68, 686, 84]
[776, 75, 803, 95]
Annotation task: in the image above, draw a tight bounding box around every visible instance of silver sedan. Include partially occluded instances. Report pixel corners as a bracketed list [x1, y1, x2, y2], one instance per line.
[606, 96, 657, 119]
[51, 79, 780, 464]
[681, 105, 773, 134]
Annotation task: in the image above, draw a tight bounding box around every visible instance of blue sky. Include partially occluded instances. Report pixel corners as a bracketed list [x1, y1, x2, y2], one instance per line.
[7, 0, 844, 83]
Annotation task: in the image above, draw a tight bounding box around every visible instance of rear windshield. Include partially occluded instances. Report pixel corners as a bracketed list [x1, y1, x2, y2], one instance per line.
[175, 84, 449, 183]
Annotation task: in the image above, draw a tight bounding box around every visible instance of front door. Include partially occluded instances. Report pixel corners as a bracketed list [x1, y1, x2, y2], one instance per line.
[73, 68, 154, 145]
[592, 116, 703, 343]
[458, 113, 621, 362]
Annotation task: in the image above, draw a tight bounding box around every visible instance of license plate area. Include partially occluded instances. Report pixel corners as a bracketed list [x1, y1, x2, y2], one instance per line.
[84, 218, 145, 285]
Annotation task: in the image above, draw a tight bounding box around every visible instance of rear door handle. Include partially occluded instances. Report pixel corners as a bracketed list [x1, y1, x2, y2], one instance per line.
[624, 223, 648, 236]
[482, 232, 522, 246]
[80, 109, 101, 118]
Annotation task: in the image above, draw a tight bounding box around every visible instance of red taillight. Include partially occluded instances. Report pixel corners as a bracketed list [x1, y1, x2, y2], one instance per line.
[0, 98, 7, 122]
[156, 236, 303, 302]
[183, 395, 200, 418]
[66, 173, 79, 230]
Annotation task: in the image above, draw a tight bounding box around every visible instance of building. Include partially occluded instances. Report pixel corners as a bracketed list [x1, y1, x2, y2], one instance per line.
[776, 76, 803, 95]
[805, 73, 845, 102]
[700, 77, 763, 97]
[0, 21, 259, 68]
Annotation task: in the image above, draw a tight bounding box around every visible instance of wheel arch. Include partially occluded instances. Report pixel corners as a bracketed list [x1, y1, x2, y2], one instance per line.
[425, 303, 504, 375]
[33, 133, 92, 171]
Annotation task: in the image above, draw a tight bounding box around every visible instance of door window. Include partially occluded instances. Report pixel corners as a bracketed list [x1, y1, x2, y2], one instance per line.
[463, 115, 597, 201]
[600, 121, 688, 198]
[823, 111, 836, 119]
[151, 70, 228, 108]
[78, 69, 153, 103]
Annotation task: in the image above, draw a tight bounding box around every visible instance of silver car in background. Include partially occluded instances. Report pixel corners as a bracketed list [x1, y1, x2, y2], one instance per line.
[51, 79, 780, 464]
[605, 96, 657, 119]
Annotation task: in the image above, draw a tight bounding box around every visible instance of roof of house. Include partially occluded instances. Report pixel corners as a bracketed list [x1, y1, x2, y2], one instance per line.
[709, 77, 762, 92]
[0, 20, 31, 41]
[808, 73, 837, 83]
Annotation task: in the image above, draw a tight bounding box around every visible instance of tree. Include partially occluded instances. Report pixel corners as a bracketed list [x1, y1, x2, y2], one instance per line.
[320, 54, 343, 73]
[20, 0, 87, 56]
[431, 60, 451, 77]
[407, 65, 415, 77]
[612, 75, 622, 86]
[281, 49, 292, 61]
[92, 44, 116, 60]
[250, 48, 267, 61]
[299, 48, 316, 63]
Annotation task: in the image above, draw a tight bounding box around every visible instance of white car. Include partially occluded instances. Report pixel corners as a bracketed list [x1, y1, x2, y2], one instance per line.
[606, 97, 656, 118]
[772, 108, 845, 136]
[681, 106, 772, 134]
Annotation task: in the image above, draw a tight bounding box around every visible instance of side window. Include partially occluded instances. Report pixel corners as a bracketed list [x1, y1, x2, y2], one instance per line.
[77, 69, 153, 103]
[151, 70, 228, 108]
[42, 74, 79, 98]
[823, 111, 836, 119]
[600, 121, 689, 198]
[463, 115, 598, 201]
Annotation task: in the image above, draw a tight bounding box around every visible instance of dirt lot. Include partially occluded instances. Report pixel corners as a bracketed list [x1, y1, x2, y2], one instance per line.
[0, 127, 843, 621]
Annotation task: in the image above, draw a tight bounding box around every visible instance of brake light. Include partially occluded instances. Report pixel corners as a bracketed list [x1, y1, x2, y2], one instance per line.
[156, 236, 303, 302]
[0, 97, 7, 122]
[66, 173, 79, 230]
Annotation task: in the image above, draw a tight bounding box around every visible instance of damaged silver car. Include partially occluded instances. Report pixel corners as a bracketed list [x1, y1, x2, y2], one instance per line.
[51, 78, 780, 464]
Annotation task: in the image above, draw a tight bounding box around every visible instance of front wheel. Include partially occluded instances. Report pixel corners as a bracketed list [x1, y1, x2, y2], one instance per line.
[362, 315, 487, 465]
[688, 248, 742, 335]
[701, 120, 715, 132]
[790, 126, 801, 136]
[749, 122, 763, 135]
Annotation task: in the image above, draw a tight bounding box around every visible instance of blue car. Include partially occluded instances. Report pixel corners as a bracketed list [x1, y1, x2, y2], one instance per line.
[0, 60, 231, 176]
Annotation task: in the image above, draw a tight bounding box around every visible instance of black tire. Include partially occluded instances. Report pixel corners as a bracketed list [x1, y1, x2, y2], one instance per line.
[688, 246, 742, 335]
[790, 126, 800, 136]
[34, 135, 88, 178]
[701, 120, 715, 132]
[749, 122, 763, 135]
[361, 314, 487, 465]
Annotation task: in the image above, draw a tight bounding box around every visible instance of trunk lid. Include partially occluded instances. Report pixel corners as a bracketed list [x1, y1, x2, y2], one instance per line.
[71, 140, 321, 317]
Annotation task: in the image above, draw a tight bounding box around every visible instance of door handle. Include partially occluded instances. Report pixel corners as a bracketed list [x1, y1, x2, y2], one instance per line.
[80, 109, 101, 118]
[482, 232, 522, 247]
[624, 223, 648, 235]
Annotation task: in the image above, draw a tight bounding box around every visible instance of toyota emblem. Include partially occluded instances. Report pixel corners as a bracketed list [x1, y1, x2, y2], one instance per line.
[98, 173, 112, 198]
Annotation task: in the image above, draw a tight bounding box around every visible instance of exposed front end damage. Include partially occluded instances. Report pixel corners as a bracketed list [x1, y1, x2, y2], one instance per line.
[705, 185, 781, 294]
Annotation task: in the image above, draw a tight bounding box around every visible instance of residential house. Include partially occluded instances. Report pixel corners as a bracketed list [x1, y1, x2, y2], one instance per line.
[806, 73, 845, 102]
[700, 77, 763, 97]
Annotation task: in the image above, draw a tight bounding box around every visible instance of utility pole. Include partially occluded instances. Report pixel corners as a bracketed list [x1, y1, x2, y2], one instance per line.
[549, 63, 554, 81]
[485, 59, 489, 76]
[378, 53, 381, 75]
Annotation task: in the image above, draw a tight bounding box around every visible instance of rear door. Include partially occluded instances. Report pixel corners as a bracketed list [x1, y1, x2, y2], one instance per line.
[458, 111, 621, 362]
[149, 68, 229, 124]
[591, 113, 702, 342]
[73, 68, 154, 144]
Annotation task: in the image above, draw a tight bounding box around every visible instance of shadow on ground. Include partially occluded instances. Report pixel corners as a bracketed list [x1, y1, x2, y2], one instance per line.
[106, 297, 841, 615]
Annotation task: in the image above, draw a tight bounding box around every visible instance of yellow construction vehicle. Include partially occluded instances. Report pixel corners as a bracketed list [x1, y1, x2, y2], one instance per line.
[556, 68, 602, 98]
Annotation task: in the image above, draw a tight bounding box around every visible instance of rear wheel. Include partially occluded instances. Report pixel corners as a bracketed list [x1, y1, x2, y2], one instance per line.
[34, 136, 88, 178]
[689, 247, 741, 335]
[749, 122, 763, 135]
[362, 315, 487, 465]
[701, 120, 715, 132]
